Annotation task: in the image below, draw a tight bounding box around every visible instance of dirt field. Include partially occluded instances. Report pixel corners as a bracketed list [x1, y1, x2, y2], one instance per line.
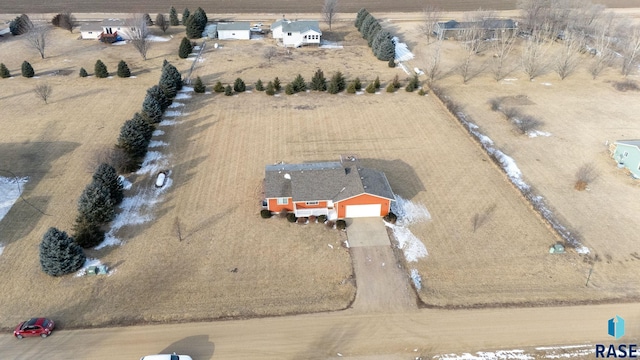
[1, 10, 640, 332]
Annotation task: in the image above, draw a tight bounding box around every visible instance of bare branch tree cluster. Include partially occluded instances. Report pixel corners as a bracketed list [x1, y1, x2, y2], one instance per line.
[490, 29, 516, 81]
[127, 14, 151, 60]
[424, 38, 443, 84]
[420, 5, 441, 43]
[553, 30, 583, 79]
[34, 83, 52, 104]
[25, 24, 50, 59]
[322, 0, 338, 31]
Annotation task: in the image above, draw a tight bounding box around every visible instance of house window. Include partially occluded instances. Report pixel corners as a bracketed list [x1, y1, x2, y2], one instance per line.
[304, 35, 307, 39]
[277, 198, 289, 205]
[306, 201, 319, 205]
[287, 32, 292, 36]
[232, 33, 235, 35]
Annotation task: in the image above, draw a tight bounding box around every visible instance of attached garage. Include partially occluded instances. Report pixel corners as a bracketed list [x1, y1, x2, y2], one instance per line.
[345, 204, 382, 218]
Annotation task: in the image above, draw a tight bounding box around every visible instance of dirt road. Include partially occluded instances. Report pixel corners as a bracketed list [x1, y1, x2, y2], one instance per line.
[1, 303, 637, 359]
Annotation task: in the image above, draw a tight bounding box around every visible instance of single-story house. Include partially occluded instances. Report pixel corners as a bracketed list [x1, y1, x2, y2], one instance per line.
[80, 23, 103, 39]
[271, 19, 322, 47]
[264, 159, 395, 219]
[434, 19, 517, 40]
[612, 140, 640, 179]
[80, 19, 134, 41]
[217, 22, 251, 40]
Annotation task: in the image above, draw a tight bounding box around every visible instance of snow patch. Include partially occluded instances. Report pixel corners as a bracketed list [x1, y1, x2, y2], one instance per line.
[136, 151, 169, 175]
[435, 350, 533, 360]
[0, 176, 29, 225]
[147, 35, 170, 42]
[181, 86, 194, 93]
[159, 119, 178, 126]
[118, 175, 132, 190]
[385, 195, 430, 263]
[393, 36, 414, 62]
[398, 62, 411, 75]
[169, 102, 184, 108]
[0, 243, 4, 256]
[149, 140, 168, 148]
[0, 28, 10, 35]
[528, 130, 552, 138]
[75, 258, 102, 277]
[152, 129, 165, 136]
[392, 195, 431, 226]
[319, 40, 343, 49]
[112, 41, 127, 46]
[175, 93, 191, 100]
[410, 269, 422, 290]
[388, 226, 428, 262]
[164, 110, 184, 117]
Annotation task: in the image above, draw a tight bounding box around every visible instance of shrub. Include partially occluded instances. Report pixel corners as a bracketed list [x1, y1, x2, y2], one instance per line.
[286, 212, 297, 223]
[354, 77, 362, 90]
[193, 76, 205, 93]
[365, 82, 376, 93]
[383, 212, 397, 224]
[21, 61, 34, 78]
[260, 209, 272, 218]
[388, 58, 396, 68]
[347, 81, 357, 93]
[392, 74, 401, 88]
[39, 227, 86, 276]
[291, 74, 306, 93]
[386, 83, 395, 93]
[296, 217, 308, 224]
[213, 81, 225, 92]
[374, 76, 381, 89]
[273, 77, 281, 91]
[317, 214, 327, 223]
[117, 60, 131, 78]
[179, 37, 192, 58]
[336, 219, 347, 230]
[0, 63, 10, 78]
[575, 163, 599, 191]
[406, 75, 419, 92]
[156, 13, 169, 33]
[512, 114, 543, 135]
[94, 60, 108, 78]
[234, 78, 246, 92]
[614, 80, 640, 92]
[489, 97, 502, 111]
[418, 89, 426, 96]
[265, 81, 275, 95]
[330, 71, 346, 92]
[255, 79, 264, 91]
[224, 84, 233, 96]
[79, 67, 88, 77]
[310, 69, 327, 91]
[285, 83, 295, 95]
[501, 107, 522, 121]
[326, 220, 335, 229]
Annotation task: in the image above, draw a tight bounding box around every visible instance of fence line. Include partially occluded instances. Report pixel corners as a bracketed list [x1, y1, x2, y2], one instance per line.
[184, 40, 206, 85]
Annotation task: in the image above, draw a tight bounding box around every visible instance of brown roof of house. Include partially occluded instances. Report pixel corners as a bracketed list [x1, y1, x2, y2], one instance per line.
[265, 161, 394, 202]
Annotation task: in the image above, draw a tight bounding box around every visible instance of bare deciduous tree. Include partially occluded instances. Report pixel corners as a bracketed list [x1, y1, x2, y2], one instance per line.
[457, 10, 493, 83]
[155, 13, 169, 34]
[553, 31, 583, 80]
[127, 14, 151, 60]
[420, 5, 441, 43]
[588, 12, 616, 79]
[322, 0, 338, 31]
[521, 37, 549, 80]
[424, 38, 443, 83]
[490, 29, 516, 81]
[25, 24, 50, 59]
[263, 47, 278, 63]
[34, 83, 52, 104]
[575, 163, 599, 190]
[621, 25, 640, 77]
[513, 114, 543, 135]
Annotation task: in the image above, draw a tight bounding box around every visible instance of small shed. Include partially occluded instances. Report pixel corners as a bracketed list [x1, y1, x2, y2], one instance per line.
[612, 140, 640, 179]
[217, 22, 250, 40]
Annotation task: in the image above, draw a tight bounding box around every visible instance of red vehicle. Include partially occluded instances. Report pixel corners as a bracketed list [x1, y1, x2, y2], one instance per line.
[13, 318, 55, 339]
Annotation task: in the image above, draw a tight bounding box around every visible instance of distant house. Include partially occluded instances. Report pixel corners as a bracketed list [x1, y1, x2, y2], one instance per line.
[612, 140, 640, 179]
[217, 22, 251, 40]
[271, 19, 322, 47]
[434, 19, 517, 40]
[80, 19, 134, 41]
[264, 159, 395, 219]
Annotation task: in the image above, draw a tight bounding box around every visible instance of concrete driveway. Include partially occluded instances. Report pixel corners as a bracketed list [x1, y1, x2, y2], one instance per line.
[345, 217, 391, 247]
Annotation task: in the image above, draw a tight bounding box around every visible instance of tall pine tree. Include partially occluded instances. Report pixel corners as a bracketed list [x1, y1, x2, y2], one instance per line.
[169, 7, 179, 26]
[39, 227, 86, 276]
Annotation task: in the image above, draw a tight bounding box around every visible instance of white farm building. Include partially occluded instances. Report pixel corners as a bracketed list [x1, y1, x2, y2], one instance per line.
[271, 19, 322, 47]
[217, 22, 251, 40]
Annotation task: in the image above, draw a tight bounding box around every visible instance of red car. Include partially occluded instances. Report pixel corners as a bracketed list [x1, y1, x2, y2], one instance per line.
[13, 318, 55, 339]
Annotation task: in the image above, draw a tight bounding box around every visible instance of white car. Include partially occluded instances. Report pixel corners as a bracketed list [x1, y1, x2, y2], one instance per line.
[140, 353, 192, 360]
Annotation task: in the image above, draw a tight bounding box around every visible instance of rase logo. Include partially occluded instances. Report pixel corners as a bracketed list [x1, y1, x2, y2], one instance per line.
[596, 315, 638, 358]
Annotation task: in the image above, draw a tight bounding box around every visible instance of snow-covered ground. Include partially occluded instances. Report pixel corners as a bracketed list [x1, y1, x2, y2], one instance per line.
[319, 40, 343, 49]
[434, 344, 595, 359]
[147, 35, 170, 42]
[0, 176, 29, 256]
[393, 36, 414, 62]
[460, 115, 589, 254]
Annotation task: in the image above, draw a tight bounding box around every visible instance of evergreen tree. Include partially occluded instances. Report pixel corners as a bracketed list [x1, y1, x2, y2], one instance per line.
[310, 69, 327, 91]
[367, 22, 382, 47]
[179, 37, 192, 58]
[233, 78, 246, 92]
[354, 77, 362, 90]
[273, 77, 281, 91]
[359, 14, 376, 35]
[374, 76, 381, 89]
[182, 8, 190, 25]
[79, 67, 88, 77]
[94, 59, 108, 78]
[347, 81, 357, 93]
[193, 76, 205, 93]
[143, 13, 153, 26]
[365, 82, 376, 93]
[92, 163, 124, 205]
[213, 81, 225, 92]
[285, 83, 294, 95]
[159, 63, 182, 98]
[0, 63, 10, 78]
[10, 14, 32, 35]
[327, 81, 339, 94]
[388, 58, 396, 68]
[73, 216, 105, 249]
[117, 115, 154, 159]
[255, 79, 264, 91]
[156, 13, 169, 33]
[141, 94, 164, 123]
[169, 7, 179, 26]
[224, 84, 233, 96]
[77, 181, 116, 225]
[355, 8, 369, 29]
[186, 7, 207, 39]
[375, 34, 396, 61]
[117, 60, 131, 78]
[386, 82, 395, 92]
[329, 71, 346, 93]
[406, 75, 419, 92]
[265, 81, 275, 95]
[146, 85, 170, 111]
[39, 227, 86, 277]
[21, 61, 34, 78]
[392, 74, 401, 88]
[291, 74, 306, 93]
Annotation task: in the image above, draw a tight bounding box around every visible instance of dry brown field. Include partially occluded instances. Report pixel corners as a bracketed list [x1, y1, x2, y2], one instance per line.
[1, 11, 639, 332]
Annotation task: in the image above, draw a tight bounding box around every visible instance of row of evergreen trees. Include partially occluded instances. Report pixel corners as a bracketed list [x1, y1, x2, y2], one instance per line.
[355, 9, 396, 62]
[168, 6, 208, 39]
[39, 60, 184, 277]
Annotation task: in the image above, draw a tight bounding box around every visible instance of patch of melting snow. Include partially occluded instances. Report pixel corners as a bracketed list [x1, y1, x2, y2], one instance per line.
[384, 195, 430, 263]
[398, 62, 411, 75]
[168, 101, 184, 108]
[136, 151, 169, 175]
[112, 41, 127, 46]
[118, 175, 132, 190]
[149, 140, 168, 148]
[152, 129, 165, 136]
[164, 110, 183, 117]
[393, 36, 414, 62]
[435, 350, 534, 360]
[175, 93, 191, 100]
[159, 119, 178, 126]
[528, 130, 552, 138]
[0, 176, 29, 226]
[410, 269, 422, 290]
[542, 82, 552, 86]
[503, 78, 518, 81]
[319, 40, 343, 49]
[147, 35, 170, 42]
